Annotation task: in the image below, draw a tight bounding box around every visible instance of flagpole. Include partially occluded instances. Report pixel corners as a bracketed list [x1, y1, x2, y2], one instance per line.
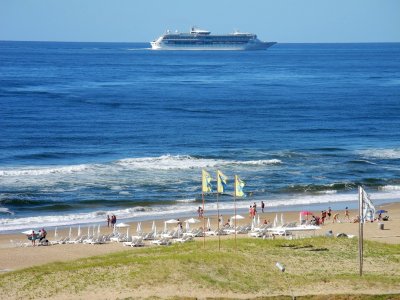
[234, 175, 237, 251]
[217, 191, 221, 251]
[358, 186, 364, 276]
[202, 190, 205, 248]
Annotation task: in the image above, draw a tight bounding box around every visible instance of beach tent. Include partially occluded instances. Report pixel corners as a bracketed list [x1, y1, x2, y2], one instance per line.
[184, 218, 200, 231]
[165, 219, 179, 224]
[231, 214, 244, 220]
[22, 230, 36, 235]
[184, 218, 201, 224]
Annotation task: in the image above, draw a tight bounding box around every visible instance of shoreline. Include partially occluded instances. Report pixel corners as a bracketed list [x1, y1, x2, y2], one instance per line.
[1, 195, 398, 234]
[0, 201, 398, 271]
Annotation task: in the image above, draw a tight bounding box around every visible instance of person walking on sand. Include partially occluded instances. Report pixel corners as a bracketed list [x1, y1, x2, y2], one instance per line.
[261, 201, 265, 213]
[345, 207, 350, 221]
[107, 215, 110, 228]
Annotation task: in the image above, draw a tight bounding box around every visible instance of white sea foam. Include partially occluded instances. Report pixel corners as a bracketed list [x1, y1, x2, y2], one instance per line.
[358, 148, 400, 160]
[0, 164, 92, 177]
[116, 155, 220, 170]
[176, 198, 196, 203]
[380, 185, 400, 191]
[0, 155, 281, 181]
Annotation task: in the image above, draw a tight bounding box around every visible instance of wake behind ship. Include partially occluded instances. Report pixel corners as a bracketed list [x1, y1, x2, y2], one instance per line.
[151, 27, 276, 50]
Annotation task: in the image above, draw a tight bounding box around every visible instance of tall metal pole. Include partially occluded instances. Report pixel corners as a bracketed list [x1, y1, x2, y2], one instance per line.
[234, 175, 237, 251]
[358, 186, 364, 276]
[217, 191, 221, 251]
[202, 191, 205, 248]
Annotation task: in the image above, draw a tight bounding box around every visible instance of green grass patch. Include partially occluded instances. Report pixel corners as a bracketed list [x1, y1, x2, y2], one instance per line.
[1, 237, 399, 299]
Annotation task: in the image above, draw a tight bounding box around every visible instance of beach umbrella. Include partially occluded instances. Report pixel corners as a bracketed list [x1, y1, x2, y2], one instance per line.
[163, 222, 167, 232]
[151, 221, 156, 232]
[281, 214, 285, 226]
[54, 227, 58, 238]
[69, 227, 72, 238]
[231, 214, 244, 220]
[165, 219, 179, 224]
[92, 226, 95, 236]
[97, 224, 101, 235]
[273, 214, 278, 227]
[185, 220, 190, 231]
[78, 225, 81, 236]
[87, 226, 91, 236]
[376, 210, 388, 214]
[219, 215, 224, 226]
[299, 212, 303, 224]
[136, 222, 142, 234]
[207, 218, 211, 230]
[257, 214, 260, 226]
[300, 211, 313, 215]
[126, 227, 129, 238]
[22, 230, 35, 235]
[251, 218, 255, 231]
[153, 224, 157, 236]
[184, 218, 201, 224]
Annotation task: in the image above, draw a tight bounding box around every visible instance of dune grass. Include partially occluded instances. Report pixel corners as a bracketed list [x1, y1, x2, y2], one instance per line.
[1, 237, 399, 299]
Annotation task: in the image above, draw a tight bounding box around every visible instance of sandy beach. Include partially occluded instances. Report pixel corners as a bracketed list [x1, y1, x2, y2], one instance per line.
[1, 202, 398, 272]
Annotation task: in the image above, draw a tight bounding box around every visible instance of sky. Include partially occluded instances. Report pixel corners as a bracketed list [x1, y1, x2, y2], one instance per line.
[1, 0, 399, 43]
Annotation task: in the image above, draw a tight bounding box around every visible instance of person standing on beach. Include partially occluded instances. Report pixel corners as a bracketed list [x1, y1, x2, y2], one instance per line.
[327, 207, 332, 219]
[261, 201, 265, 213]
[345, 207, 350, 221]
[107, 215, 110, 228]
[30, 230, 36, 246]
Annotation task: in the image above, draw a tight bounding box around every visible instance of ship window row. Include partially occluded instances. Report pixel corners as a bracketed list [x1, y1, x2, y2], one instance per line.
[164, 36, 254, 41]
[165, 40, 249, 45]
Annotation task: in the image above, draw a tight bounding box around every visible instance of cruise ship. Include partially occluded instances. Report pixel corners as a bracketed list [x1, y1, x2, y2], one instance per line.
[150, 27, 276, 50]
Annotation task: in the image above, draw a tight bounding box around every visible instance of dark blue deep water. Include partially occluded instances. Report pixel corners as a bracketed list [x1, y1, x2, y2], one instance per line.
[1, 41, 400, 230]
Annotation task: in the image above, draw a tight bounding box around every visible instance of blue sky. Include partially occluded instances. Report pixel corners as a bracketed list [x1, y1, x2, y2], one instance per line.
[1, 0, 399, 43]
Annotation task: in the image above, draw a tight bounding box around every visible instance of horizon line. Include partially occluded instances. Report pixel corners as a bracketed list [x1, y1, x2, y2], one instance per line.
[1, 39, 400, 44]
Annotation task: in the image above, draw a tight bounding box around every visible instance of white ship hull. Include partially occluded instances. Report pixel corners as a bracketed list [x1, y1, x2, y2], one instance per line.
[150, 41, 276, 51]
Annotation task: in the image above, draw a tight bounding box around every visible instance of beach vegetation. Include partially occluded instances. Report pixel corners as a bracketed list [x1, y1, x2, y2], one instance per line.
[0, 237, 399, 299]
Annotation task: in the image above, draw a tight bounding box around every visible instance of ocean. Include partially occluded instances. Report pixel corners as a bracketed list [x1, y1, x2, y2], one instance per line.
[1, 41, 400, 232]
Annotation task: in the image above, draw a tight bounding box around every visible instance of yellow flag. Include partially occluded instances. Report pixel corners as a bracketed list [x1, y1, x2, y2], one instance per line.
[217, 170, 228, 193]
[202, 169, 212, 193]
[234, 175, 245, 197]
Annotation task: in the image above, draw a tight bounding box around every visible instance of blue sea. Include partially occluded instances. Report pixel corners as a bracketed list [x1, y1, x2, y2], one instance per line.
[1, 41, 400, 232]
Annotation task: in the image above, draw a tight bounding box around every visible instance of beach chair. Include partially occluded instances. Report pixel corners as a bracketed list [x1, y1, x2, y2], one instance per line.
[151, 237, 171, 246]
[174, 235, 193, 243]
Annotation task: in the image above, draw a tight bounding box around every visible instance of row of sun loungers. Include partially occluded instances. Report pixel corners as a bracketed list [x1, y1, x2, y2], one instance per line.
[13, 221, 321, 248]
